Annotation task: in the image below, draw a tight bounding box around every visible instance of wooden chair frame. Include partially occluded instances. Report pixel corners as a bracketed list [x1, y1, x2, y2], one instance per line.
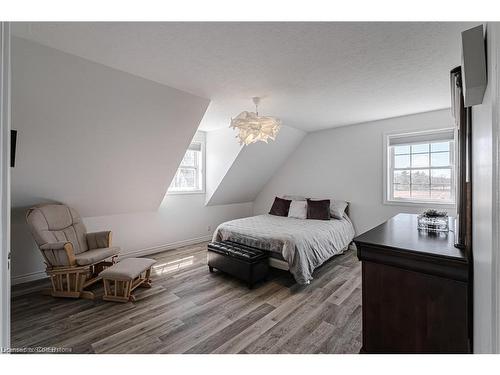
[43, 257, 117, 300]
[102, 268, 152, 303]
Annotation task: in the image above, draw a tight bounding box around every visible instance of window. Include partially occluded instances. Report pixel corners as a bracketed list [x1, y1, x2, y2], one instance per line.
[168, 132, 205, 193]
[385, 129, 456, 205]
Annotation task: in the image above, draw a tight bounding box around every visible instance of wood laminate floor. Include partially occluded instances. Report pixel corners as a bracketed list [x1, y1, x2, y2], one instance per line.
[11, 242, 362, 354]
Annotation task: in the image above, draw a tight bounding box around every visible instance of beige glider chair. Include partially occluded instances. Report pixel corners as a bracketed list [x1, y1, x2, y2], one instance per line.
[26, 203, 120, 299]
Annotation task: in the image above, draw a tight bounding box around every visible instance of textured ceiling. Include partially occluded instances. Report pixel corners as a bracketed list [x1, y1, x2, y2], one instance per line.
[13, 22, 475, 132]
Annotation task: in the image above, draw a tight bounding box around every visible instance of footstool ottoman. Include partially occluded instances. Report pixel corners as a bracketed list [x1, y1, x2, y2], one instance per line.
[100, 257, 156, 302]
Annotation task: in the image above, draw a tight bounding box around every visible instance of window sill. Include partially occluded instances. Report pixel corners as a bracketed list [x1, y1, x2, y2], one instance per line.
[167, 190, 206, 196]
[384, 199, 456, 209]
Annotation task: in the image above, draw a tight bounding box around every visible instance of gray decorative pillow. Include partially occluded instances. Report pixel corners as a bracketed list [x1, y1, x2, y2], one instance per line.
[330, 200, 348, 219]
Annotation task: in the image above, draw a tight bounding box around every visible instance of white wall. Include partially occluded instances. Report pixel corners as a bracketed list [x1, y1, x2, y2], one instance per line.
[10, 38, 252, 284]
[254, 109, 456, 235]
[471, 22, 500, 354]
[208, 125, 306, 206]
[11, 37, 209, 217]
[205, 127, 243, 201]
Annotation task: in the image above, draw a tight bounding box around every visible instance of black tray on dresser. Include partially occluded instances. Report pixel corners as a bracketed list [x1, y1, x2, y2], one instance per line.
[354, 213, 471, 353]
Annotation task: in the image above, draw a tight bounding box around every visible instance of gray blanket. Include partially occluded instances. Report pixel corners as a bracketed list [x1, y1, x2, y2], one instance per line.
[213, 214, 355, 284]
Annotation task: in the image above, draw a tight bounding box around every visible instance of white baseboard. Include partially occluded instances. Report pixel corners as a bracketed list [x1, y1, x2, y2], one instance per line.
[11, 235, 214, 286]
[119, 235, 213, 259]
[11, 269, 47, 285]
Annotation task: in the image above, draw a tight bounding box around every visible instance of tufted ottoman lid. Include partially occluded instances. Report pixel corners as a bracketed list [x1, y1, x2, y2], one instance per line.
[208, 241, 268, 262]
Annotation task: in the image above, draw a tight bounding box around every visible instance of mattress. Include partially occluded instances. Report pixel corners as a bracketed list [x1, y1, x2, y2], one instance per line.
[213, 214, 355, 284]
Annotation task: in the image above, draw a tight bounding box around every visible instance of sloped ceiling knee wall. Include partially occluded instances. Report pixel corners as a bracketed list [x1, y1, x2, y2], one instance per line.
[11, 37, 209, 216]
[206, 125, 306, 206]
[205, 127, 243, 201]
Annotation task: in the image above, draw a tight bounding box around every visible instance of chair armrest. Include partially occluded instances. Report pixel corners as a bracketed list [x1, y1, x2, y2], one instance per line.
[86, 231, 112, 250]
[39, 242, 76, 267]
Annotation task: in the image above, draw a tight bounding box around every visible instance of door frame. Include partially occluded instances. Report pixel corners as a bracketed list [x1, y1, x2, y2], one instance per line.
[492, 22, 500, 354]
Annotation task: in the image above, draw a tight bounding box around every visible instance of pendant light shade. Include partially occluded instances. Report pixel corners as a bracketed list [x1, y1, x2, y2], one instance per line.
[230, 97, 281, 145]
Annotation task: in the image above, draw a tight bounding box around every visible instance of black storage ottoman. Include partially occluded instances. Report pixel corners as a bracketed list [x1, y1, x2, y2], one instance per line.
[207, 241, 269, 288]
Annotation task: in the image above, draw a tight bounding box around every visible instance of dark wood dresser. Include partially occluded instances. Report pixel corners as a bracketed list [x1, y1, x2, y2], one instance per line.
[354, 213, 471, 353]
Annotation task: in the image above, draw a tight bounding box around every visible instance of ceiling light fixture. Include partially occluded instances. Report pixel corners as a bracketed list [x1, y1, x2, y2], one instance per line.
[229, 97, 281, 146]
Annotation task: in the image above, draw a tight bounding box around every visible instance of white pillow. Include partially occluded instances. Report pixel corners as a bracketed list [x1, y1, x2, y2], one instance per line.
[288, 200, 307, 219]
[330, 200, 348, 219]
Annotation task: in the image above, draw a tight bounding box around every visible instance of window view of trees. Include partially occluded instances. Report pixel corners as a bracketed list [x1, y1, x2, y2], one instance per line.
[392, 141, 453, 201]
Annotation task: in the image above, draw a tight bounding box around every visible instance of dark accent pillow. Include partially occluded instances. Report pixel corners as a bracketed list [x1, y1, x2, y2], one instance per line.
[269, 197, 292, 217]
[307, 199, 331, 220]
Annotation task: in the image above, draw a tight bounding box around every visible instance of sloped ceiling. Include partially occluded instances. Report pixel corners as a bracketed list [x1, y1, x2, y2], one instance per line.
[10, 22, 473, 210]
[206, 125, 306, 206]
[205, 127, 243, 201]
[11, 37, 209, 216]
[13, 22, 473, 131]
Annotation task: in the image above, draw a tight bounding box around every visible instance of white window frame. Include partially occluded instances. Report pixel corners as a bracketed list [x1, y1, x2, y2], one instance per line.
[383, 128, 457, 207]
[168, 131, 206, 195]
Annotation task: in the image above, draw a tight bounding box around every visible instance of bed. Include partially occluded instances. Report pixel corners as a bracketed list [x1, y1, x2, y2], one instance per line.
[212, 212, 355, 285]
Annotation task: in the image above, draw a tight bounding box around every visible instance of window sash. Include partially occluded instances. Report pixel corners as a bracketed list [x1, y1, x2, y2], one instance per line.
[388, 140, 455, 204]
[168, 136, 205, 193]
[178, 149, 200, 169]
[169, 165, 201, 191]
[393, 166, 452, 171]
[188, 142, 202, 152]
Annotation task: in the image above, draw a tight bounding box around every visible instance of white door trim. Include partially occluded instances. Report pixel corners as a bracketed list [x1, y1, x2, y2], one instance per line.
[0, 21, 11, 351]
[491, 22, 500, 354]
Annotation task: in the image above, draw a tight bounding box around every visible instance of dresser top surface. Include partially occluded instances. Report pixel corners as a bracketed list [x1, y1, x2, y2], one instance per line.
[354, 213, 466, 261]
